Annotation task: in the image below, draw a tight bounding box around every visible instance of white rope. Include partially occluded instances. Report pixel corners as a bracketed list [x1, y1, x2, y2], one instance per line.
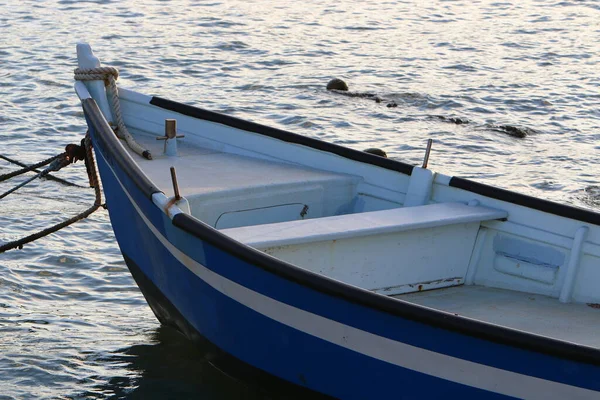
[74, 67, 152, 160]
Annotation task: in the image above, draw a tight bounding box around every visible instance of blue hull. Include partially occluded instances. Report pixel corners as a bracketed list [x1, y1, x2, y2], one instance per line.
[83, 100, 600, 400]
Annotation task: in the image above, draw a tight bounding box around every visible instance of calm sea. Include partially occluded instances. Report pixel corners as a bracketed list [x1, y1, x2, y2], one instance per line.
[1, 0, 599, 398]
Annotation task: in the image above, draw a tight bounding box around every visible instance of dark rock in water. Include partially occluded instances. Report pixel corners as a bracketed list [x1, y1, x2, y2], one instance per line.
[327, 80, 387, 104]
[431, 115, 533, 138]
[582, 186, 600, 207]
[434, 115, 470, 125]
[363, 148, 388, 158]
[325, 81, 532, 139]
[326, 78, 349, 91]
[488, 124, 534, 138]
[335, 90, 379, 99]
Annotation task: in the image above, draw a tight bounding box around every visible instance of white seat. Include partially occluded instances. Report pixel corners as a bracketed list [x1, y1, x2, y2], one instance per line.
[222, 202, 507, 296]
[221, 202, 507, 249]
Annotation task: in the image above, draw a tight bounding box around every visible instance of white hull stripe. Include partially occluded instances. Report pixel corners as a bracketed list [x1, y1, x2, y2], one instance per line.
[101, 149, 599, 400]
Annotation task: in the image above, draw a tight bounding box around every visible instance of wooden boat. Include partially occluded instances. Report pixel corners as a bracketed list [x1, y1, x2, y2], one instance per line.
[75, 44, 600, 399]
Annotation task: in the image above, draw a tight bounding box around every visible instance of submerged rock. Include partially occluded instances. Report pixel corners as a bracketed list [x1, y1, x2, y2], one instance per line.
[326, 78, 349, 91]
[433, 115, 470, 125]
[432, 116, 533, 139]
[326, 79, 383, 102]
[326, 80, 533, 140]
[487, 124, 535, 138]
[582, 186, 600, 207]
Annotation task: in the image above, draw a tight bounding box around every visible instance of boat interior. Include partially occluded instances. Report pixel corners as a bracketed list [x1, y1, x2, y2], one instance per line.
[113, 89, 600, 348]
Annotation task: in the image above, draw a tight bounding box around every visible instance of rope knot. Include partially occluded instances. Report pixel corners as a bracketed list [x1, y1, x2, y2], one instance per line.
[74, 66, 119, 85]
[73, 65, 152, 160]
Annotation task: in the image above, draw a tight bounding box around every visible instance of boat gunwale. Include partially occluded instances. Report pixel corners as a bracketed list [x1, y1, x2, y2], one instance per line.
[149, 96, 415, 176]
[82, 97, 600, 367]
[449, 177, 600, 226]
[150, 96, 600, 227]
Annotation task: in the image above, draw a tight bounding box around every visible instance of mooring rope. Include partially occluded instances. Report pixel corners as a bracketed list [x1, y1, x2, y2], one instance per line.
[0, 154, 84, 187]
[0, 154, 62, 183]
[0, 155, 74, 200]
[74, 66, 152, 160]
[0, 134, 104, 253]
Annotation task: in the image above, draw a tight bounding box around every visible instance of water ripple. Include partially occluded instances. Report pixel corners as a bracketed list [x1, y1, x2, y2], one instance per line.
[1, 0, 600, 397]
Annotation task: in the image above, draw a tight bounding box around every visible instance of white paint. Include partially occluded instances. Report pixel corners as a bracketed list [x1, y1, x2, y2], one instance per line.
[111, 86, 600, 255]
[259, 223, 473, 295]
[111, 130, 361, 228]
[117, 87, 153, 106]
[215, 203, 309, 230]
[218, 205, 499, 295]
[164, 136, 178, 156]
[99, 149, 599, 399]
[484, 219, 573, 250]
[404, 167, 434, 206]
[74, 81, 91, 100]
[433, 182, 600, 302]
[370, 278, 462, 295]
[560, 226, 589, 303]
[76, 43, 114, 123]
[152, 192, 187, 219]
[401, 285, 600, 349]
[192, 184, 326, 228]
[115, 93, 410, 205]
[221, 202, 507, 249]
[465, 228, 488, 285]
[493, 255, 558, 284]
[95, 84, 600, 304]
[470, 230, 568, 299]
[353, 191, 403, 212]
[433, 172, 452, 186]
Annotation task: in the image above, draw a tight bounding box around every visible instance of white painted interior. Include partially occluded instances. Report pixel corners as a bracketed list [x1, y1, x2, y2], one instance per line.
[432, 181, 600, 305]
[403, 167, 434, 207]
[559, 226, 589, 303]
[221, 203, 506, 248]
[222, 203, 506, 295]
[399, 286, 600, 349]
[83, 74, 600, 348]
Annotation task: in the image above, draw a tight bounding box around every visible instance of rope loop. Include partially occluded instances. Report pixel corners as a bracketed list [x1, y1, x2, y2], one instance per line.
[74, 66, 152, 160]
[0, 133, 104, 253]
[74, 67, 119, 85]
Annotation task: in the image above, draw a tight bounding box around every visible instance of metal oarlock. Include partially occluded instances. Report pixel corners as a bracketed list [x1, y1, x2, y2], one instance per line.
[170, 166, 181, 200]
[422, 139, 433, 169]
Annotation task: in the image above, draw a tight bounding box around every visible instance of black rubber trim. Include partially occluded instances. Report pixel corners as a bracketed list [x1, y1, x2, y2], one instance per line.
[82, 98, 161, 199]
[150, 96, 414, 175]
[123, 253, 334, 399]
[173, 212, 600, 366]
[450, 177, 600, 226]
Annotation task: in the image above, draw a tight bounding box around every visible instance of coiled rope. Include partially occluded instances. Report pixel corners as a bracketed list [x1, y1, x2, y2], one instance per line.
[74, 66, 152, 160]
[0, 134, 104, 253]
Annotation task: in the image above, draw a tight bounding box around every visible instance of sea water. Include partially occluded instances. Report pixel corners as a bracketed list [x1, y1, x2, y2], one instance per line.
[1, 0, 599, 398]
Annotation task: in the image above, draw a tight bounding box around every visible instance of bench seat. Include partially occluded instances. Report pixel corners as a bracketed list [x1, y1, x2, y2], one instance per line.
[222, 202, 508, 249]
[221, 202, 507, 296]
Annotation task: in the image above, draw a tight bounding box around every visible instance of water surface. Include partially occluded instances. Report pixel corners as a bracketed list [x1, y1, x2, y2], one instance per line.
[1, 0, 599, 398]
